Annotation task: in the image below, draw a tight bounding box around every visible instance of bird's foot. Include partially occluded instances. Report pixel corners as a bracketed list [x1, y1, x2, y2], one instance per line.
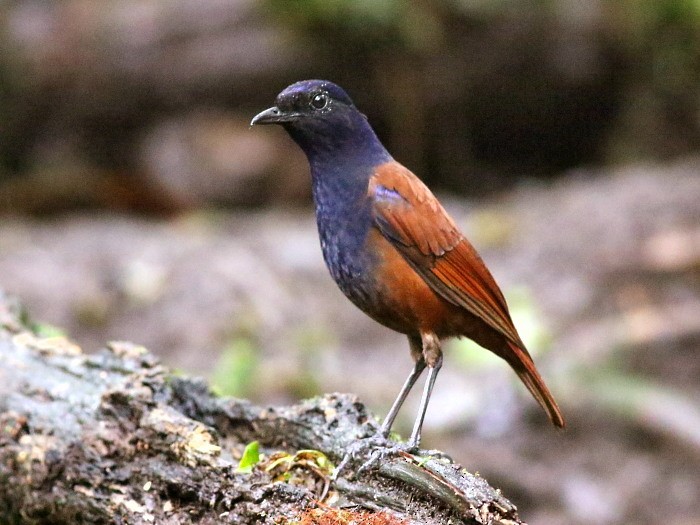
[333, 434, 418, 480]
[356, 440, 419, 475]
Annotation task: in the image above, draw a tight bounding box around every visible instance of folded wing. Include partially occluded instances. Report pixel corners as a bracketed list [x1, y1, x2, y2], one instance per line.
[369, 162, 523, 348]
[368, 161, 565, 429]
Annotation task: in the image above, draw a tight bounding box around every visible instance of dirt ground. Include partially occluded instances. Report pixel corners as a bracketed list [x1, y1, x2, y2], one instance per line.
[1, 158, 699, 525]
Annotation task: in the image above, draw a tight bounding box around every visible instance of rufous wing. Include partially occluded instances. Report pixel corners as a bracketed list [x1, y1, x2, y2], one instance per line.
[368, 161, 524, 348]
[369, 161, 566, 428]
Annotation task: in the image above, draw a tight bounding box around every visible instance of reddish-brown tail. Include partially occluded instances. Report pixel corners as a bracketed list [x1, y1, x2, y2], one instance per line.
[505, 341, 566, 428]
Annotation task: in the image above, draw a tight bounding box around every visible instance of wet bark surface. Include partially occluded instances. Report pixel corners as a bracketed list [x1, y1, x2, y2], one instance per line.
[1, 161, 699, 524]
[0, 293, 522, 525]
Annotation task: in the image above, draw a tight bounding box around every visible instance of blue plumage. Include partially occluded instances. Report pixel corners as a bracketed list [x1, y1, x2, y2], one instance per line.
[251, 79, 565, 452]
[267, 80, 393, 311]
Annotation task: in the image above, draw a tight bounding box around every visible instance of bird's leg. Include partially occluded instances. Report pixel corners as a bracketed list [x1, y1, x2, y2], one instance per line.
[408, 332, 443, 449]
[407, 356, 443, 448]
[333, 336, 426, 478]
[378, 359, 426, 437]
[339, 334, 446, 477]
[378, 336, 426, 438]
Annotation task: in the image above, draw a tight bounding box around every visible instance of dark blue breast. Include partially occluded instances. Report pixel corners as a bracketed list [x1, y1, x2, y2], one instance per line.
[282, 97, 393, 313]
[311, 159, 381, 311]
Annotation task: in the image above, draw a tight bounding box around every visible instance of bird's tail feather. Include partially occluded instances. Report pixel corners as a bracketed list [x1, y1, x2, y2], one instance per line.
[505, 341, 566, 428]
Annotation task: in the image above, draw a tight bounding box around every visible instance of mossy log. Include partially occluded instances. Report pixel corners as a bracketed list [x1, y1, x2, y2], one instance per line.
[0, 293, 522, 524]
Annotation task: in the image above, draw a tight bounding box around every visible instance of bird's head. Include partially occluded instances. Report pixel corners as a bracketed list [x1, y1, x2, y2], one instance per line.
[251, 80, 354, 126]
[251, 80, 389, 163]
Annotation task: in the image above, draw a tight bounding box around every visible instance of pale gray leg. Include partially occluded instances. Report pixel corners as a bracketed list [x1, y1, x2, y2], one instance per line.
[333, 334, 441, 478]
[408, 332, 443, 449]
[379, 358, 426, 438]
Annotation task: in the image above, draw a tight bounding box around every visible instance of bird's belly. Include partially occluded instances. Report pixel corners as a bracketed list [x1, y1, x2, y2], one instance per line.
[321, 239, 381, 317]
[335, 228, 464, 337]
[321, 224, 497, 347]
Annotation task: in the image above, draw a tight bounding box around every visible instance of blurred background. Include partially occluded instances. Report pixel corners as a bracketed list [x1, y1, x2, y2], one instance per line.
[0, 1, 699, 523]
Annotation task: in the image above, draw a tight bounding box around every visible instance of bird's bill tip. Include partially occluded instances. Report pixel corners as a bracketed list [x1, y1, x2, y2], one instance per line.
[250, 106, 300, 126]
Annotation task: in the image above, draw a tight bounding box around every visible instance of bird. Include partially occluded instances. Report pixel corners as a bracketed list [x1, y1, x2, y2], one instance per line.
[251, 80, 565, 451]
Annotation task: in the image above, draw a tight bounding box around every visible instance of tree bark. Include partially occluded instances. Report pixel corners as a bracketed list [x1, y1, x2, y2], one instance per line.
[0, 292, 522, 525]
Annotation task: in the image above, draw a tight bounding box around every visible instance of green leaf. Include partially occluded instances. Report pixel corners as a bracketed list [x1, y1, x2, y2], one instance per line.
[236, 441, 260, 473]
[33, 323, 66, 338]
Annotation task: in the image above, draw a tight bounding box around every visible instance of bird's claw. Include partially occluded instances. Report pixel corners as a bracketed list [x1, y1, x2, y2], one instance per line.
[332, 434, 387, 479]
[332, 434, 418, 480]
[357, 441, 417, 474]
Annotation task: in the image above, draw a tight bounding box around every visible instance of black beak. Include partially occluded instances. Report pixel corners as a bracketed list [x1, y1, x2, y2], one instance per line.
[250, 106, 302, 126]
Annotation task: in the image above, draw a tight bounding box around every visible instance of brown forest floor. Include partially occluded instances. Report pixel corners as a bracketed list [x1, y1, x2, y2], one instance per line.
[1, 158, 699, 525]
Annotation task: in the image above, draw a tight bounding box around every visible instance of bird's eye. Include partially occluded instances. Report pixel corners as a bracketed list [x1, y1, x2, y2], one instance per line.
[310, 92, 329, 110]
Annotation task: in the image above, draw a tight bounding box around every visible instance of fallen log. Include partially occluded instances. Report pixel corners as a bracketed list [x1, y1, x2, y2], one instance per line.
[0, 292, 522, 524]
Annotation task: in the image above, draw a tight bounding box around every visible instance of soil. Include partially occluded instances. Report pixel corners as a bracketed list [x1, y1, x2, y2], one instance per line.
[1, 158, 699, 525]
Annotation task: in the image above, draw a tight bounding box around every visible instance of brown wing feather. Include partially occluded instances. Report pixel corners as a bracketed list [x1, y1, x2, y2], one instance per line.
[369, 162, 523, 347]
[369, 161, 565, 428]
